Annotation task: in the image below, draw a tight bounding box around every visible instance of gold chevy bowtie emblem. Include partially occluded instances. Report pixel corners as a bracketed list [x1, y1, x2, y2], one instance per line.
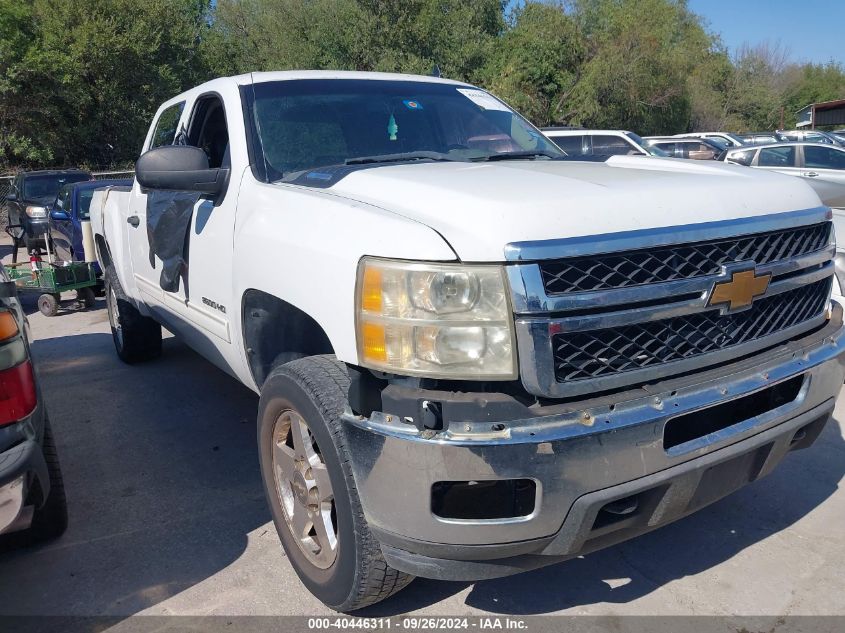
[708, 269, 771, 312]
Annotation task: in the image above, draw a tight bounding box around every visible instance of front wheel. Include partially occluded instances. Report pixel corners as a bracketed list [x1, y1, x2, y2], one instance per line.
[257, 355, 413, 611]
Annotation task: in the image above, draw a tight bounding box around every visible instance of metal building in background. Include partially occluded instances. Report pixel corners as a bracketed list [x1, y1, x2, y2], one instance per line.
[796, 99, 845, 129]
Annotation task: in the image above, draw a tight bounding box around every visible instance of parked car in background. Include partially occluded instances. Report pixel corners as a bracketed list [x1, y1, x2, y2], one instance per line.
[0, 266, 68, 545]
[674, 132, 746, 147]
[49, 179, 132, 268]
[542, 128, 668, 157]
[642, 136, 727, 160]
[831, 131, 845, 145]
[739, 132, 780, 145]
[777, 130, 844, 147]
[5, 170, 91, 252]
[724, 142, 845, 185]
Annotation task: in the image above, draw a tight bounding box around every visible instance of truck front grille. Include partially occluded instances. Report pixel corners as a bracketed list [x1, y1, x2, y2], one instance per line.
[551, 277, 831, 383]
[539, 222, 831, 295]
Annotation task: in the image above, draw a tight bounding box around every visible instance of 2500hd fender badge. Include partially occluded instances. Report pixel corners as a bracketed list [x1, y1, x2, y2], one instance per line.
[707, 267, 771, 313]
[202, 297, 227, 314]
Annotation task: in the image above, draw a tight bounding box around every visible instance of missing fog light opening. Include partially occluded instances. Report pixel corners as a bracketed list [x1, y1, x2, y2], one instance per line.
[431, 479, 536, 520]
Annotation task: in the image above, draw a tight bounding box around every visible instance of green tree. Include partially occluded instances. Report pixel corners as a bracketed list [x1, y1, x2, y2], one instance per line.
[204, 0, 504, 82]
[0, 0, 210, 169]
[480, 2, 585, 126]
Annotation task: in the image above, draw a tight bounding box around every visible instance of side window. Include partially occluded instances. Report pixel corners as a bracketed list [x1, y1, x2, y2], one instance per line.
[759, 146, 796, 167]
[654, 142, 676, 156]
[804, 146, 845, 169]
[187, 96, 230, 169]
[591, 135, 638, 155]
[150, 101, 186, 149]
[551, 135, 585, 155]
[727, 149, 756, 166]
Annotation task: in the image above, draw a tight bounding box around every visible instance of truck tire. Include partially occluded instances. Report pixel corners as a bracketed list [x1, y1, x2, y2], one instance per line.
[257, 355, 414, 611]
[77, 286, 96, 309]
[23, 417, 68, 544]
[104, 267, 162, 363]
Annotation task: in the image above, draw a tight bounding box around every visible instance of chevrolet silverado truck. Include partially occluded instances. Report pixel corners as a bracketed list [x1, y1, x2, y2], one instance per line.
[90, 71, 845, 611]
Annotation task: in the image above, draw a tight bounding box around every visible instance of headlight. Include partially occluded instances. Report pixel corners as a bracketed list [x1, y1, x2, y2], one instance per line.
[356, 258, 516, 379]
[25, 206, 47, 219]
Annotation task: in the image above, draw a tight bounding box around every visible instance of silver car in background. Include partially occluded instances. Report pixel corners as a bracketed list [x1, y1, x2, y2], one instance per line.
[724, 142, 845, 186]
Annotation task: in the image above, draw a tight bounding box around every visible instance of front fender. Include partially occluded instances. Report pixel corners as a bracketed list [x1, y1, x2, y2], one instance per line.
[232, 179, 457, 366]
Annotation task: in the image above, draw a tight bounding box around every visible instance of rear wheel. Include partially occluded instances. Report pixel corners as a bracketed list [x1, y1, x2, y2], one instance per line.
[105, 267, 162, 363]
[77, 287, 96, 309]
[258, 355, 413, 611]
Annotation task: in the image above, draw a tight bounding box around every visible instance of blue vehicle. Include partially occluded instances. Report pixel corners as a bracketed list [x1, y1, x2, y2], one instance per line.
[48, 179, 132, 273]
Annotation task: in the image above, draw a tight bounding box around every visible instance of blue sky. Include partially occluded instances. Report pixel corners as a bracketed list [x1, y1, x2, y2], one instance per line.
[687, 0, 845, 65]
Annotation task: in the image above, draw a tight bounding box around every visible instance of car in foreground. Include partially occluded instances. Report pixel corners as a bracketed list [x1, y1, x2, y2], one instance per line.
[674, 132, 746, 147]
[724, 142, 845, 185]
[541, 128, 668, 157]
[643, 136, 727, 160]
[49, 178, 132, 268]
[0, 266, 67, 545]
[91, 70, 844, 611]
[5, 170, 91, 251]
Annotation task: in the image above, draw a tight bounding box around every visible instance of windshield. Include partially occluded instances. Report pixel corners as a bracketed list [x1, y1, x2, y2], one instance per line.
[705, 137, 729, 150]
[248, 79, 563, 180]
[23, 173, 89, 200]
[627, 133, 670, 157]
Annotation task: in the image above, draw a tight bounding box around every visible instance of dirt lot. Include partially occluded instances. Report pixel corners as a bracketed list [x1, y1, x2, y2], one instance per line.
[0, 237, 844, 619]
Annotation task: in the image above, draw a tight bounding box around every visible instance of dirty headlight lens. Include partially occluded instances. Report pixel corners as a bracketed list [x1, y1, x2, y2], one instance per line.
[356, 258, 516, 379]
[25, 206, 47, 218]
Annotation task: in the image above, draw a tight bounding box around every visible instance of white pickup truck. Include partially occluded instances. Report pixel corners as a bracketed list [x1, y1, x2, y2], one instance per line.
[91, 70, 845, 611]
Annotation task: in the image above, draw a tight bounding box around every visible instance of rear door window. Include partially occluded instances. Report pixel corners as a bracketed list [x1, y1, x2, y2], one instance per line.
[758, 146, 796, 167]
[550, 135, 585, 155]
[804, 145, 845, 169]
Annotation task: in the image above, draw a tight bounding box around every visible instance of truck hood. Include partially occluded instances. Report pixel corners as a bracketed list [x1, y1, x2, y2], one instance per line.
[323, 156, 824, 261]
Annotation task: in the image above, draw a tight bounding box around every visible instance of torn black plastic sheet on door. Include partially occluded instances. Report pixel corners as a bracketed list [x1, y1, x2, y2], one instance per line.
[146, 190, 201, 292]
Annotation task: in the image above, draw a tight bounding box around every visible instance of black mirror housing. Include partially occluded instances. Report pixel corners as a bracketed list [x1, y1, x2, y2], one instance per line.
[6, 192, 16, 202]
[136, 145, 229, 197]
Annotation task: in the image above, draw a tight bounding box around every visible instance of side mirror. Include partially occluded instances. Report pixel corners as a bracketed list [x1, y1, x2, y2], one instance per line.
[50, 208, 70, 221]
[135, 145, 229, 197]
[6, 192, 16, 202]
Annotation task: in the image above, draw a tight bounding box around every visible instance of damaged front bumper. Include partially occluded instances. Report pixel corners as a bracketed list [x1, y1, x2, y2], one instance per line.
[343, 303, 845, 581]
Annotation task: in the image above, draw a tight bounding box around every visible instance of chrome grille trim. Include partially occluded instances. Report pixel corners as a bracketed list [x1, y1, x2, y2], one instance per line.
[506, 208, 835, 398]
[508, 245, 834, 315]
[504, 206, 831, 261]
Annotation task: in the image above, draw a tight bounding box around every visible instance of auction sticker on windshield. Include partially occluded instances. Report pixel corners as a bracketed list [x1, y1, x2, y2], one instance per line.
[456, 88, 510, 112]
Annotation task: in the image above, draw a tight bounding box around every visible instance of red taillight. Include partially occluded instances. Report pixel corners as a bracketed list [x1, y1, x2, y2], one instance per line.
[0, 360, 37, 426]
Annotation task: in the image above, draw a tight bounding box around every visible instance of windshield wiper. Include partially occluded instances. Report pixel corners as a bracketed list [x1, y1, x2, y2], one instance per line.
[471, 150, 561, 162]
[345, 151, 457, 165]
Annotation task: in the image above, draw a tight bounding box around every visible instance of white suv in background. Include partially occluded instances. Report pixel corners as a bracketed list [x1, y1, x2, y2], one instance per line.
[541, 128, 667, 157]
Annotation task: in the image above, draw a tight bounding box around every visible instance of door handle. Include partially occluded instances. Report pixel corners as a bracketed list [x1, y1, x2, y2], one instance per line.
[804, 171, 819, 177]
[127, 215, 140, 227]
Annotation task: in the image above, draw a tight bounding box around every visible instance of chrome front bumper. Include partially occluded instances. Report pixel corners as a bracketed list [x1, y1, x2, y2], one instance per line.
[343, 303, 845, 575]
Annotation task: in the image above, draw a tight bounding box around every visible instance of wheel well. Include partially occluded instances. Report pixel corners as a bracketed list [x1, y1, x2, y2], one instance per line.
[95, 235, 113, 270]
[242, 290, 334, 388]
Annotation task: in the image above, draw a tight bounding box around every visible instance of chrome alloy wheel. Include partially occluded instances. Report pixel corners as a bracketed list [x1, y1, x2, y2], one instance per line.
[272, 409, 338, 569]
[107, 286, 123, 347]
